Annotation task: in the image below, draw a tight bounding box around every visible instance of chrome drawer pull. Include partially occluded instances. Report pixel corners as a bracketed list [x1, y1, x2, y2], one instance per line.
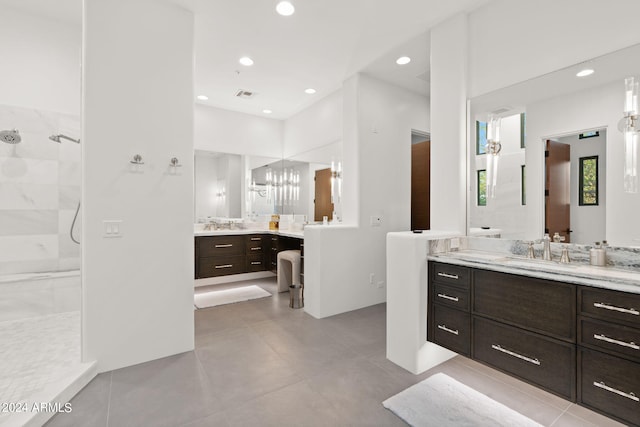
[250, 247, 262, 251]
[437, 272, 459, 280]
[593, 381, 639, 402]
[251, 261, 261, 265]
[250, 237, 261, 241]
[437, 293, 459, 302]
[594, 334, 639, 350]
[491, 344, 540, 366]
[215, 244, 233, 248]
[214, 264, 233, 269]
[593, 302, 639, 316]
[437, 324, 459, 336]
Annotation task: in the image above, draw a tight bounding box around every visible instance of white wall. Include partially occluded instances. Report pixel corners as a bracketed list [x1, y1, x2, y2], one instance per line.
[430, 13, 468, 233]
[195, 104, 283, 158]
[305, 74, 429, 319]
[558, 132, 606, 245]
[83, 0, 195, 372]
[468, 0, 640, 97]
[0, 6, 81, 115]
[283, 89, 342, 158]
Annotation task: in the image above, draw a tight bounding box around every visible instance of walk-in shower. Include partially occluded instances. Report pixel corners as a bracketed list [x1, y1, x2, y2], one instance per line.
[0, 129, 21, 144]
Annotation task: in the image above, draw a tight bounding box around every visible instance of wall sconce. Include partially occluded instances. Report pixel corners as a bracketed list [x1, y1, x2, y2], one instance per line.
[331, 160, 342, 203]
[620, 76, 639, 193]
[485, 115, 502, 199]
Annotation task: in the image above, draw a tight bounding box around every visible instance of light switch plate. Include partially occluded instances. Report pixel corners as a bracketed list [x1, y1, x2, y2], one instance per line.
[103, 220, 123, 238]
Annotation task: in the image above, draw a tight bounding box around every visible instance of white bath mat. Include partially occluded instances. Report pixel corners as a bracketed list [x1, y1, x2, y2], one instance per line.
[383, 373, 543, 427]
[194, 285, 271, 309]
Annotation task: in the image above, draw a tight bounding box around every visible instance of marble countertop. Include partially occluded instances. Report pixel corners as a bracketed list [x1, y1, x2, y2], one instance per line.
[428, 250, 640, 294]
[194, 229, 304, 239]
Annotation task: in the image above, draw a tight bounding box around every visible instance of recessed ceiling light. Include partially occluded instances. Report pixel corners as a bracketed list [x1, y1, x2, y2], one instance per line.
[396, 56, 411, 65]
[263, 109, 273, 114]
[196, 95, 209, 100]
[239, 56, 254, 66]
[576, 68, 594, 77]
[304, 88, 316, 94]
[276, 1, 295, 16]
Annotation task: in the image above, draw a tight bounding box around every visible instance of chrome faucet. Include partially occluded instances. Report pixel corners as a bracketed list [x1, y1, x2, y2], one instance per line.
[542, 233, 552, 261]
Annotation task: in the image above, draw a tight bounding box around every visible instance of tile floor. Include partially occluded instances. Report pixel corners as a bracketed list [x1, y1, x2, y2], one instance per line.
[0, 311, 81, 425]
[46, 278, 624, 427]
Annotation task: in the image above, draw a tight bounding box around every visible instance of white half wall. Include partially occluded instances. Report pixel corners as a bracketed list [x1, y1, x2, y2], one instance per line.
[195, 104, 283, 158]
[0, 6, 81, 115]
[83, 0, 195, 372]
[304, 74, 429, 319]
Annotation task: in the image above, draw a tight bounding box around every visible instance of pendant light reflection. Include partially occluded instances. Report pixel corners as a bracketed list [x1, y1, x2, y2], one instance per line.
[485, 115, 502, 199]
[264, 167, 300, 206]
[622, 76, 639, 193]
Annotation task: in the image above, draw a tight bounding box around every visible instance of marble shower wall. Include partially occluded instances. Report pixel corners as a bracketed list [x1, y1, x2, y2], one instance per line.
[0, 105, 81, 275]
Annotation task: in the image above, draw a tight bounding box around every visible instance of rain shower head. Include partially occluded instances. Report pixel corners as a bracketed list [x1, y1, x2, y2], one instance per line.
[49, 134, 80, 144]
[0, 129, 21, 144]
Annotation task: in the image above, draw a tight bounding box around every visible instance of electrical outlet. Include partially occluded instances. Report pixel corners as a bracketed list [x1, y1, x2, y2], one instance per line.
[370, 216, 382, 227]
[369, 273, 374, 284]
[376, 281, 384, 289]
[450, 237, 460, 249]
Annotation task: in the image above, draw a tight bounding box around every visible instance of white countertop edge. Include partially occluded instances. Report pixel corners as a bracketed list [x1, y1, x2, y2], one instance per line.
[194, 229, 303, 238]
[428, 254, 640, 295]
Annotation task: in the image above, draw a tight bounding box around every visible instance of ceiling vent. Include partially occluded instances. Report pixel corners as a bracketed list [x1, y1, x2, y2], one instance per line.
[491, 107, 512, 115]
[235, 89, 254, 99]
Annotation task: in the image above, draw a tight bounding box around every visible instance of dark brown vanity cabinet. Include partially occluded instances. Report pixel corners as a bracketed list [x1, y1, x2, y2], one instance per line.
[577, 287, 640, 426]
[428, 261, 640, 425]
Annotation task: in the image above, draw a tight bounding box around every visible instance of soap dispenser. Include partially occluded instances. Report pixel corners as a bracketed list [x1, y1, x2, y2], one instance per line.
[590, 242, 606, 266]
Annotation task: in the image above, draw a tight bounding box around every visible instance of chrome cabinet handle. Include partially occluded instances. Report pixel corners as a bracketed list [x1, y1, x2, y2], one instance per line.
[593, 302, 639, 316]
[594, 334, 639, 350]
[593, 381, 639, 402]
[250, 247, 262, 251]
[215, 244, 233, 248]
[491, 344, 540, 366]
[214, 264, 233, 269]
[437, 272, 459, 279]
[251, 261, 261, 265]
[250, 237, 261, 241]
[437, 293, 459, 302]
[437, 324, 459, 335]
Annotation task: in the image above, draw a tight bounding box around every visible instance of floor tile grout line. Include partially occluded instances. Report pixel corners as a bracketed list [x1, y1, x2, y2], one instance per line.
[548, 403, 573, 427]
[105, 372, 113, 427]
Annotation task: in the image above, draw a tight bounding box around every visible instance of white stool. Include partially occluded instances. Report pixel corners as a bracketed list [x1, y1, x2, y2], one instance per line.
[277, 250, 301, 293]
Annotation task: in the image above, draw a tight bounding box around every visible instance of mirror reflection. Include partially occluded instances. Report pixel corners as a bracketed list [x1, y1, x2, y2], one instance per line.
[468, 43, 640, 246]
[195, 141, 341, 227]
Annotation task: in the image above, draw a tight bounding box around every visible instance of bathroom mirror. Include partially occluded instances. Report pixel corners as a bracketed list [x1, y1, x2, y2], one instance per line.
[467, 43, 640, 246]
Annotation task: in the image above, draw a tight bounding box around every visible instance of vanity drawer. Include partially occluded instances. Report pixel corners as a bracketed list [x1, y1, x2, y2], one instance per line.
[579, 286, 640, 328]
[246, 235, 265, 254]
[433, 283, 469, 311]
[473, 269, 576, 341]
[473, 317, 575, 400]
[430, 262, 470, 288]
[431, 304, 470, 356]
[579, 317, 640, 362]
[197, 255, 245, 277]
[579, 348, 640, 426]
[198, 236, 244, 257]
[246, 254, 267, 272]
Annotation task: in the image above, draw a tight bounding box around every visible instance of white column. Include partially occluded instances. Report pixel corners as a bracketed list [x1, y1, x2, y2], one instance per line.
[82, 0, 195, 372]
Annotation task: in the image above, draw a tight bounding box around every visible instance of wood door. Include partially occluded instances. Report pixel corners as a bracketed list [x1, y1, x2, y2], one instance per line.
[314, 168, 333, 221]
[411, 140, 430, 230]
[545, 140, 571, 242]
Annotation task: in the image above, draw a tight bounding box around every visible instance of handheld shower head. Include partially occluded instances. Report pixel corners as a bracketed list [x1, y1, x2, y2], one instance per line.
[1, 129, 21, 144]
[49, 134, 80, 144]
